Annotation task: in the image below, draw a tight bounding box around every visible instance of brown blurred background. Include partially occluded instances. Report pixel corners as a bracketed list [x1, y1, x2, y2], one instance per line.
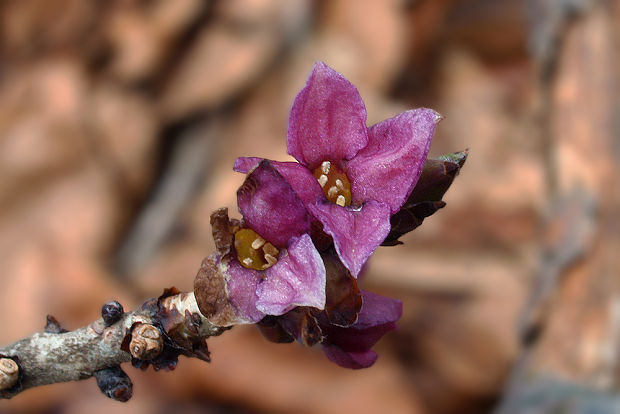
[0, 0, 619, 413]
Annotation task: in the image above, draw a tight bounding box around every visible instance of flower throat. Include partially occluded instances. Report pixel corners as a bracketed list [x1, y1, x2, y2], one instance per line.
[235, 228, 279, 270]
[313, 161, 352, 207]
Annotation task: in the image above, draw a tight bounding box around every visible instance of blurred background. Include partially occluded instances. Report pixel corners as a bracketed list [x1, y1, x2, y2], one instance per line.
[0, 0, 618, 413]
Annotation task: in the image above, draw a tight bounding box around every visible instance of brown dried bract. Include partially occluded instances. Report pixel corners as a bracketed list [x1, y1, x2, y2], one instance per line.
[194, 208, 245, 327]
[193, 254, 238, 327]
[279, 308, 323, 347]
[210, 208, 240, 255]
[155, 294, 213, 363]
[256, 316, 295, 344]
[44, 315, 67, 334]
[158, 287, 181, 300]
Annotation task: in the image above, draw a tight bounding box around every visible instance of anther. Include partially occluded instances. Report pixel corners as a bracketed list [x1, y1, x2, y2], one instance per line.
[336, 195, 346, 206]
[321, 161, 331, 174]
[251, 237, 266, 250]
[327, 186, 338, 199]
[318, 174, 328, 187]
[264, 254, 277, 267]
[263, 243, 278, 257]
[313, 160, 353, 207]
[235, 228, 279, 270]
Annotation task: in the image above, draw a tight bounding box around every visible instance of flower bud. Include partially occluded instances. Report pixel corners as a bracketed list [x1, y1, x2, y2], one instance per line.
[0, 358, 19, 390]
[94, 366, 133, 402]
[129, 323, 163, 360]
[102, 301, 124, 327]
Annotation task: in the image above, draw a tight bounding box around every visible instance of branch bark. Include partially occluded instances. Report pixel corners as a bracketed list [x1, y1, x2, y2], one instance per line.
[0, 291, 226, 400]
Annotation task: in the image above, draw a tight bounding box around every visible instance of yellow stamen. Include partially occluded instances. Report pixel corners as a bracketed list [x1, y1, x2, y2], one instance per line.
[235, 229, 279, 270]
[318, 174, 328, 187]
[313, 161, 352, 206]
[251, 236, 266, 250]
[321, 161, 331, 174]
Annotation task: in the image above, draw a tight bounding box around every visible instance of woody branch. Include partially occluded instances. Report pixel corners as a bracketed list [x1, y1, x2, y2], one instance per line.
[0, 291, 226, 401]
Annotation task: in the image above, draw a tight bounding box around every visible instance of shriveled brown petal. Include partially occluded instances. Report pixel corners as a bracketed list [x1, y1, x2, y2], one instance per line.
[256, 316, 295, 344]
[209, 208, 240, 255]
[193, 254, 238, 325]
[322, 251, 362, 327]
[278, 307, 323, 347]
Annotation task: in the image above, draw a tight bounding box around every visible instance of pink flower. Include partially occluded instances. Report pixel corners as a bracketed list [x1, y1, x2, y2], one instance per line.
[202, 161, 326, 325]
[235, 62, 440, 277]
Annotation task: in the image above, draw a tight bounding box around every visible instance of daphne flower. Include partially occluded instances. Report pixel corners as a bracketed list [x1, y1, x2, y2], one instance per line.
[317, 290, 402, 369]
[258, 290, 402, 369]
[194, 160, 326, 325]
[235, 62, 440, 277]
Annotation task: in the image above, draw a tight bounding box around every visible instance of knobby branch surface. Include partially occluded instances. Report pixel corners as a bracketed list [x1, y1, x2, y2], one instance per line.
[0, 291, 226, 400]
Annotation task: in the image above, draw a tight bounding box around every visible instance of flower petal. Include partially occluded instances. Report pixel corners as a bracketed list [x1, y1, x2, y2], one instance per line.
[307, 201, 391, 278]
[234, 157, 324, 205]
[355, 290, 403, 328]
[237, 160, 310, 247]
[233, 156, 263, 174]
[276, 307, 323, 347]
[346, 109, 440, 213]
[319, 290, 402, 352]
[256, 316, 296, 344]
[226, 258, 266, 323]
[256, 234, 326, 314]
[287, 62, 369, 168]
[322, 345, 378, 369]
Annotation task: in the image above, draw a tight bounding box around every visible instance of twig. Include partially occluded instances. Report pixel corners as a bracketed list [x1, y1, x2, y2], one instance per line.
[0, 290, 226, 401]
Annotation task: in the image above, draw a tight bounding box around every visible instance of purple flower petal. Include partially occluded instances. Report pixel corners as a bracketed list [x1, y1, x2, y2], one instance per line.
[307, 201, 391, 278]
[256, 234, 326, 314]
[237, 160, 310, 247]
[355, 290, 403, 327]
[287, 62, 369, 168]
[226, 258, 266, 323]
[235, 157, 324, 206]
[322, 345, 378, 369]
[346, 109, 440, 213]
[233, 156, 263, 174]
[319, 290, 402, 352]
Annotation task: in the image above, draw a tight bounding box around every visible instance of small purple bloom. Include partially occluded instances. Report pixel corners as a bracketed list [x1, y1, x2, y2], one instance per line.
[317, 290, 402, 369]
[235, 62, 440, 277]
[210, 161, 326, 325]
[263, 290, 402, 369]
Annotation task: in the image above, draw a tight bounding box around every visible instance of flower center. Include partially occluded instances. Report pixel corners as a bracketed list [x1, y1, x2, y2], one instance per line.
[313, 161, 352, 207]
[234, 228, 279, 270]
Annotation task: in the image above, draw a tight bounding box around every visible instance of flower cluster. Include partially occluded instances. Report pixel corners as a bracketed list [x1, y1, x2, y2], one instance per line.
[194, 62, 465, 369]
